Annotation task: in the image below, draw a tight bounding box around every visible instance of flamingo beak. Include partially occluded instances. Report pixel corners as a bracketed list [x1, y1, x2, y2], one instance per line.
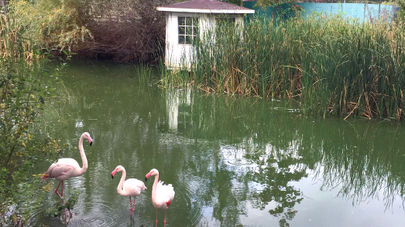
[145, 171, 152, 182]
[89, 141, 93, 146]
[111, 170, 117, 179]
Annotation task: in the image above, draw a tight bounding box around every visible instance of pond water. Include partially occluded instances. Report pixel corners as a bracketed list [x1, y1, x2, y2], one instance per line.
[33, 60, 405, 226]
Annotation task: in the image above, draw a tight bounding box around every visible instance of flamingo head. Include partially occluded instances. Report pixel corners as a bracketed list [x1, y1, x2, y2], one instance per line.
[83, 132, 93, 146]
[145, 168, 159, 182]
[111, 165, 124, 179]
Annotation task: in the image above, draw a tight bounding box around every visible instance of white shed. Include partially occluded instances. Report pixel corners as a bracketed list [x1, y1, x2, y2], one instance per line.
[157, 0, 254, 69]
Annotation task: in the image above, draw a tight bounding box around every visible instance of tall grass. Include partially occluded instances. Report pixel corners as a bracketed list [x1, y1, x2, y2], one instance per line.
[0, 14, 36, 62]
[166, 16, 405, 120]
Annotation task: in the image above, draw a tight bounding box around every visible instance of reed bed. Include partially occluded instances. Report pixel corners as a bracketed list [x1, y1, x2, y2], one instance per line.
[0, 14, 36, 63]
[166, 16, 405, 120]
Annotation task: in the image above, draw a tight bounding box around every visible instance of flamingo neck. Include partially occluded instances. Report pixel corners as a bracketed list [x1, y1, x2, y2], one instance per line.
[152, 173, 159, 198]
[78, 134, 88, 174]
[117, 169, 126, 195]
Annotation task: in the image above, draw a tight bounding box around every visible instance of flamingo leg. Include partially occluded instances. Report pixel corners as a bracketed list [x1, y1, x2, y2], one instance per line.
[155, 208, 158, 226]
[61, 181, 65, 204]
[54, 181, 60, 197]
[132, 197, 136, 212]
[55, 180, 64, 201]
[129, 196, 133, 212]
[164, 209, 167, 227]
[61, 181, 64, 197]
[64, 208, 73, 220]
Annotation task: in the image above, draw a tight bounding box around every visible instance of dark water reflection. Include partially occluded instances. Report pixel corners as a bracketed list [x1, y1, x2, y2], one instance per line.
[36, 61, 405, 226]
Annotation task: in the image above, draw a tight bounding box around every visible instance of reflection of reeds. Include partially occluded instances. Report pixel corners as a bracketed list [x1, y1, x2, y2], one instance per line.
[175, 87, 405, 212]
[319, 137, 405, 209]
[303, 120, 405, 210]
[164, 15, 405, 120]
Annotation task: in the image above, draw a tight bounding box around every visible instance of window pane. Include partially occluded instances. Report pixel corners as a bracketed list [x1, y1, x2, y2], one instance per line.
[185, 35, 192, 44]
[179, 35, 185, 44]
[179, 27, 185, 35]
[186, 17, 192, 25]
[179, 17, 185, 25]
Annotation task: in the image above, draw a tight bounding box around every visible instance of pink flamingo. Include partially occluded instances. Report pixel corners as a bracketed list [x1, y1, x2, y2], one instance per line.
[111, 165, 147, 214]
[41, 132, 93, 202]
[145, 168, 175, 226]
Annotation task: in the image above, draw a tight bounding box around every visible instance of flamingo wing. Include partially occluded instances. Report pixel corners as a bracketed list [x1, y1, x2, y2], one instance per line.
[46, 158, 80, 180]
[122, 178, 147, 196]
[155, 181, 175, 208]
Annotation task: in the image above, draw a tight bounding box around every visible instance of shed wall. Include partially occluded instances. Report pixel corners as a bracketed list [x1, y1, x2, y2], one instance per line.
[165, 12, 244, 69]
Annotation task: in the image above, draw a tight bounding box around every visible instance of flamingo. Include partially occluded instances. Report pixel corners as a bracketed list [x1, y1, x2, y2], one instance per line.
[41, 132, 93, 202]
[145, 168, 175, 226]
[111, 165, 147, 214]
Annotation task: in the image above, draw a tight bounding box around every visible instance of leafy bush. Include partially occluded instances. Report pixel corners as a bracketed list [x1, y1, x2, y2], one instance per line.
[0, 58, 63, 224]
[0, 8, 62, 225]
[8, 0, 91, 55]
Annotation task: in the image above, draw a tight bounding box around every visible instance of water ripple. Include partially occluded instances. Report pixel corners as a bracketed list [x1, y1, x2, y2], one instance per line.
[70, 201, 117, 227]
[174, 175, 203, 226]
[27, 197, 123, 226]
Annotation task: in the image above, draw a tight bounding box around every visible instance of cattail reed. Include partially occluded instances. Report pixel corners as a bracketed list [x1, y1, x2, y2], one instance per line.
[163, 15, 405, 120]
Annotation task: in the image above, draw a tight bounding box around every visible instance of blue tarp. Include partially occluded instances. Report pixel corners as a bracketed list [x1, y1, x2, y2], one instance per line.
[243, 2, 399, 23]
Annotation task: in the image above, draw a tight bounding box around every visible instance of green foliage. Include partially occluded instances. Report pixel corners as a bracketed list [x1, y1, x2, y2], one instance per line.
[0, 14, 36, 61]
[397, 0, 405, 22]
[43, 188, 79, 220]
[8, 0, 92, 54]
[255, 0, 296, 8]
[0, 5, 63, 224]
[1, 62, 49, 168]
[223, 0, 242, 6]
[0, 58, 62, 224]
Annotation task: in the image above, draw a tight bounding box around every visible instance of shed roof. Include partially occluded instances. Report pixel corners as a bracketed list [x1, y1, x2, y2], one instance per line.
[157, 0, 255, 14]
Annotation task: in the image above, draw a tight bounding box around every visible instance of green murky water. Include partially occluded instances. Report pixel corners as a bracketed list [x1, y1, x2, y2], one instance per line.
[34, 60, 405, 226]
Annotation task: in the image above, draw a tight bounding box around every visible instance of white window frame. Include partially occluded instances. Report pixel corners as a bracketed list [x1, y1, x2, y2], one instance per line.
[178, 16, 199, 45]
